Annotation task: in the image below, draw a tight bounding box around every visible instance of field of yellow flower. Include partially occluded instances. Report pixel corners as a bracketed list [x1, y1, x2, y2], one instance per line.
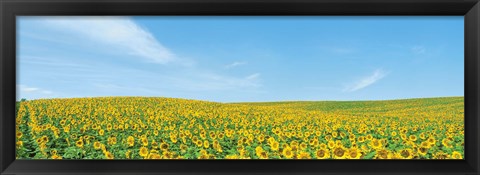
[15, 96, 464, 159]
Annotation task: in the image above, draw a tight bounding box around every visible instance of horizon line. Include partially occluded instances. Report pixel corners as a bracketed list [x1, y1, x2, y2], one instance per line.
[17, 95, 464, 103]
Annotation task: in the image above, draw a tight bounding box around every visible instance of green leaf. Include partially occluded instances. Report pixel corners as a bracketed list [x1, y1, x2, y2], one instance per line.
[364, 151, 376, 159]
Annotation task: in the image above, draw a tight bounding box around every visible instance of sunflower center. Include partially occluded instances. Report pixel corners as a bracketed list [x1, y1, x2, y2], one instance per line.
[379, 151, 388, 158]
[286, 150, 292, 156]
[317, 150, 325, 157]
[401, 150, 410, 157]
[350, 151, 357, 158]
[334, 148, 345, 156]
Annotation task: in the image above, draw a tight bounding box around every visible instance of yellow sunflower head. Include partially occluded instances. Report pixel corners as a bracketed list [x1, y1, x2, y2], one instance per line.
[282, 146, 294, 159]
[333, 146, 347, 159]
[347, 147, 362, 159]
[315, 149, 330, 159]
[451, 151, 463, 159]
[93, 141, 102, 150]
[139, 147, 149, 157]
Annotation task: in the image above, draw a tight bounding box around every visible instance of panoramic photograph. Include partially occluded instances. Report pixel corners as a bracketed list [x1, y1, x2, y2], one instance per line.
[15, 16, 464, 159]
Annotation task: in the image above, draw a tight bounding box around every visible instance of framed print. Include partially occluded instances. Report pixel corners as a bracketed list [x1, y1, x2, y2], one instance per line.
[1, 0, 479, 174]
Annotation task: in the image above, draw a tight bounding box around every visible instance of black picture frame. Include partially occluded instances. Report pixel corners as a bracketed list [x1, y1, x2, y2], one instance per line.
[1, 0, 479, 175]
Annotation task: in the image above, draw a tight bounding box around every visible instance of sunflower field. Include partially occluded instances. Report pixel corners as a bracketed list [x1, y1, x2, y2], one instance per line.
[15, 96, 464, 159]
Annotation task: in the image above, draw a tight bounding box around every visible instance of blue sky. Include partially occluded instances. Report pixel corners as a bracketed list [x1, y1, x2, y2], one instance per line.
[17, 16, 464, 102]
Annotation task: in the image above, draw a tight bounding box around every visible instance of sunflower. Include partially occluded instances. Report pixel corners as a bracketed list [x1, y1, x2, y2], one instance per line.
[315, 149, 330, 159]
[433, 151, 450, 159]
[282, 146, 294, 159]
[427, 137, 436, 146]
[369, 139, 383, 150]
[139, 147, 149, 157]
[299, 143, 308, 150]
[16, 141, 23, 147]
[127, 136, 135, 147]
[347, 147, 362, 159]
[375, 149, 391, 159]
[105, 151, 114, 159]
[409, 135, 417, 142]
[16, 132, 23, 139]
[356, 136, 365, 143]
[327, 140, 335, 149]
[270, 141, 280, 151]
[192, 136, 199, 143]
[257, 135, 265, 143]
[419, 133, 426, 140]
[258, 151, 268, 159]
[203, 140, 210, 149]
[75, 139, 84, 148]
[150, 153, 161, 159]
[141, 137, 149, 146]
[255, 146, 264, 157]
[196, 140, 203, 147]
[391, 131, 397, 137]
[420, 141, 431, 149]
[93, 141, 102, 150]
[442, 138, 453, 148]
[151, 141, 159, 149]
[297, 151, 311, 159]
[400, 134, 407, 140]
[332, 146, 347, 159]
[209, 131, 216, 139]
[51, 154, 62, 159]
[397, 149, 413, 159]
[125, 150, 132, 159]
[198, 154, 209, 159]
[417, 147, 428, 157]
[310, 139, 319, 147]
[180, 144, 188, 153]
[225, 155, 239, 159]
[106, 124, 113, 131]
[108, 136, 117, 145]
[170, 135, 178, 143]
[451, 151, 463, 159]
[42, 136, 49, 143]
[99, 129, 105, 136]
[199, 149, 208, 156]
[366, 134, 373, 140]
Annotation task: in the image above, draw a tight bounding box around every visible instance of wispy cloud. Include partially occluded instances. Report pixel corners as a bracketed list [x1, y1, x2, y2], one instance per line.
[17, 84, 53, 95]
[225, 61, 247, 69]
[167, 72, 262, 92]
[411, 45, 427, 54]
[20, 56, 92, 70]
[344, 69, 388, 92]
[246, 73, 260, 80]
[39, 17, 175, 64]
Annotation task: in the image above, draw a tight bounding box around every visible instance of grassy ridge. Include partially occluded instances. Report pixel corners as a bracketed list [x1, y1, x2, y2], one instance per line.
[231, 96, 464, 115]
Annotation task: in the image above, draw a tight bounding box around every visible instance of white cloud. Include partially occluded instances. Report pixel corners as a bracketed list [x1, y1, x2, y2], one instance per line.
[344, 69, 388, 92]
[411, 46, 427, 54]
[168, 72, 262, 92]
[225, 61, 247, 69]
[246, 73, 260, 80]
[39, 17, 175, 64]
[17, 84, 53, 94]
